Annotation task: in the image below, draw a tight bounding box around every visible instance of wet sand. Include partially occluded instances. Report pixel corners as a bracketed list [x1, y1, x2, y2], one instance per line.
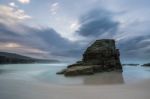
[0, 78, 150, 99]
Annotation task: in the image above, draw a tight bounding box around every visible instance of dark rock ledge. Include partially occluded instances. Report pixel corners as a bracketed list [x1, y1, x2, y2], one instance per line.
[57, 39, 122, 76]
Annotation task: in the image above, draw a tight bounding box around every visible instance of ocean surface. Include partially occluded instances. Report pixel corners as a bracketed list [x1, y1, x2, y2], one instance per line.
[0, 63, 150, 85]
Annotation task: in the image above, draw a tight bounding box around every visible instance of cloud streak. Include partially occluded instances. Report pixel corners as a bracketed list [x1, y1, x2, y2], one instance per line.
[0, 21, 82, 61]
[77, 9, 119, 37]
[0, 5, 31, 25]
[18, 0, 30, 4]
[50, 2, 59, 15]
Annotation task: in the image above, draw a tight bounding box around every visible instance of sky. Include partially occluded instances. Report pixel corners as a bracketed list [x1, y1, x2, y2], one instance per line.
[0, 0, 150, 63]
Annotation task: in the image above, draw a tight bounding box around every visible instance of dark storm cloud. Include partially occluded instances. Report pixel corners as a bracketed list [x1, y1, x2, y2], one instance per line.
[33, 27, 84, 59]
[77, 9, 119, 37]
[117, 35, 150, 62]
[75, 8, 150, 62]
[0, 23, 83, 60]
[0, 23, 19, 37]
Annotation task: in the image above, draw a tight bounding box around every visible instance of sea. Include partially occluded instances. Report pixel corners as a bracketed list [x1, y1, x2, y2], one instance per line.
[0, 63, 150, 85]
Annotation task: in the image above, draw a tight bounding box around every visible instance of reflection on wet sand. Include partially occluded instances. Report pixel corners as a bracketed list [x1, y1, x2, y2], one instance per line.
[83, 71, 124, 85]
[0, 69, 15, 74]
[0, 69, 7, 74]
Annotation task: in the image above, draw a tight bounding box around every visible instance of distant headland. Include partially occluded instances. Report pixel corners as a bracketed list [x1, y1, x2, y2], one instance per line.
[0, 52, 59, 64]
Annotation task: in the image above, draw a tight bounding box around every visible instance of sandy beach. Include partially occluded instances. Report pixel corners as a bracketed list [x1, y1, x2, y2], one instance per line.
[0, 64, 150, 99]
[0, 78, 150, 99]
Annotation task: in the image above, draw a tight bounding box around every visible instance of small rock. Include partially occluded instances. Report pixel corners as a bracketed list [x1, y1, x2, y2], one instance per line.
[65, 66, 94, 76]
[56, 69, 67, 74]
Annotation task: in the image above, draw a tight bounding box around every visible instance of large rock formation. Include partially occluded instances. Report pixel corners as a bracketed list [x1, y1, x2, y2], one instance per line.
[142, 63, 150, 67]
[57, 39, 122, 76]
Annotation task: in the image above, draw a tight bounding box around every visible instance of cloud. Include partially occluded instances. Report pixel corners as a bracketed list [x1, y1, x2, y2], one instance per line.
[73, 7, 150, 62]
[0, 5, 31, 25]
[2, 42, 21, 48]
[0, 21, 82, 61]
[0, 41, 49, 59]
[0, 4, 81, 61]
[77, 9, 119, 37]
[113, 19, 150, 62]
[0, 2, 149, 62]
[50, 2, 59, 15]
[9, 2, 18, 8]
[117, 35, 150, 63]
[70, 21, 80, 31]
[18, 0, 30, 4]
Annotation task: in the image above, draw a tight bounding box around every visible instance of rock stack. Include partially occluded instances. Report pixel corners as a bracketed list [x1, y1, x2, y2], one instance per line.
[57, 39, 122, 76]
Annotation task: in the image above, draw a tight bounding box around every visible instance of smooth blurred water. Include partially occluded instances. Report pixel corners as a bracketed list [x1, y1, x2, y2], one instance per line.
[0, 63, 150, 85]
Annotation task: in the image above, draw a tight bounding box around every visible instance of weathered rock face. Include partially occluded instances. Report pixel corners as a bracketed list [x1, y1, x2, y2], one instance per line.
[142, 63, 150, 67]
[57, 39, 122, 76]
